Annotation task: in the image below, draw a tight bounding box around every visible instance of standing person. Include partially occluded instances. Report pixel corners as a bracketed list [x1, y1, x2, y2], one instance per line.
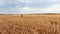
[21, 14, 23, 17]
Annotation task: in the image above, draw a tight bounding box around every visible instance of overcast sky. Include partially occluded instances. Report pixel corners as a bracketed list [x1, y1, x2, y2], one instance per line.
[0, 0, 60, 14]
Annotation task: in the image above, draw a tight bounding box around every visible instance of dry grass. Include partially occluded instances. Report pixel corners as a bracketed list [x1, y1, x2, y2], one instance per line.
[0, 14, 60, 34]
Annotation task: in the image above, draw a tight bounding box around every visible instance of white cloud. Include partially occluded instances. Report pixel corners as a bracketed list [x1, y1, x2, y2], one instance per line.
[1, 5, 60, 14]
[16, 0, 35, 3]
[16, 0, 27, 2]
[3, 4, 60, 14]
[42, 4, 60, 13]
[50, 0, 60, 2]
[14, 7, 44, 14]
[0, 0, 16, 6]
[0, 0, 7, 5]
[0, 0, 60, 14]
[17, 7, 36, 14]
[22, 7, 35, 10]
[16, 4, 60, 14]
[17, 0, 60, 3]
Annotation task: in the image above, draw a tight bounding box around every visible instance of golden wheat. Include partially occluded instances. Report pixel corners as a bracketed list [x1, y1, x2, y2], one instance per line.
[0, 15, 59, 34]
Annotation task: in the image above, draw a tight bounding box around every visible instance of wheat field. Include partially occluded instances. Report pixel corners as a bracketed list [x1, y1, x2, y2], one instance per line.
[0, 14, 60, 34]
